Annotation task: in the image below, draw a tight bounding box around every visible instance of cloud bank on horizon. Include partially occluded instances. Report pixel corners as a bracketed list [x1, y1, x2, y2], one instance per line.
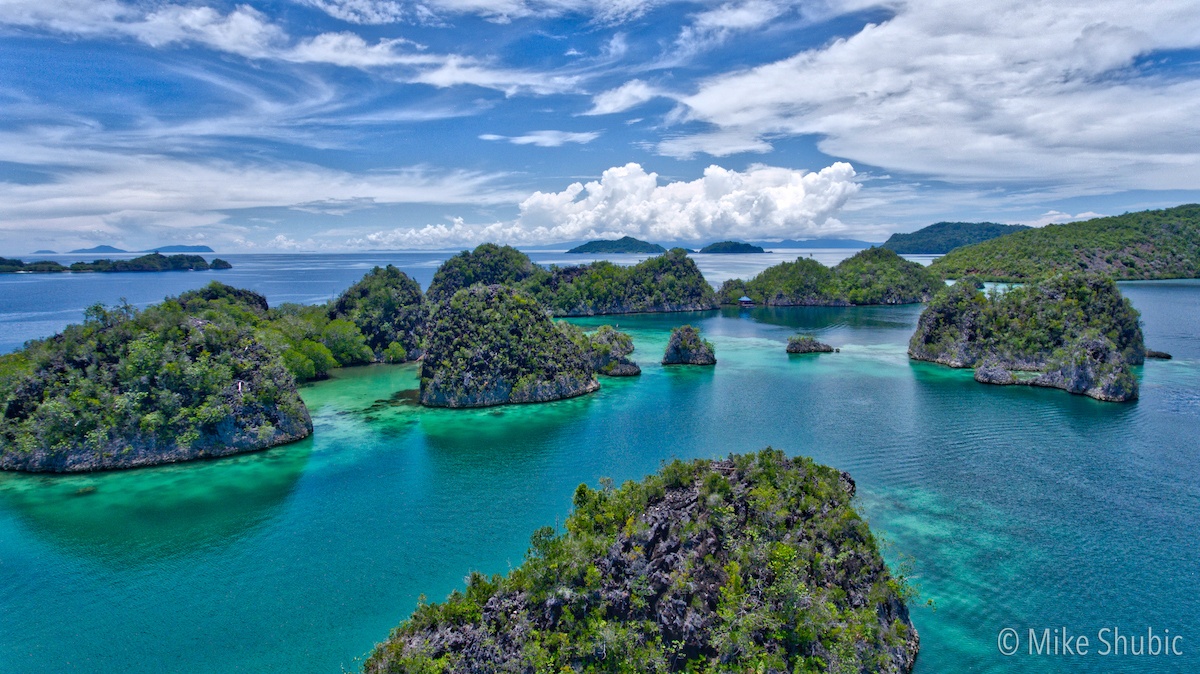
[1, 0, 1199, 251]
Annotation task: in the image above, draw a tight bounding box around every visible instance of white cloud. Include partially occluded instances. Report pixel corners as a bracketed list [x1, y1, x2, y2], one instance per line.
[479, 130, 600, 147]
[297, 0, 408, 25]
[358, 161, 861, 247]
[666, 0, 1200, 189]
[584, 79, 662, 115]
[295, 0, 663, 24]
[674, 0, 789, 56]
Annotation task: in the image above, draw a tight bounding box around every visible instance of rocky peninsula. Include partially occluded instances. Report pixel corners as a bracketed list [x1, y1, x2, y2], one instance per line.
[787, 335, 835, 353]
[717, 247, 939, 306]
[909, 274, 1144, 401]
[0, 290, 311, 472]
[662, 325, 716, 365]
[420, 285, 599, 407]
[365, 449, 919, 673]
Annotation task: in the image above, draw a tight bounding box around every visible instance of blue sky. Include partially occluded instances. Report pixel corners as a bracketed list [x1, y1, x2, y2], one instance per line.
[1, 0, 1199, 252]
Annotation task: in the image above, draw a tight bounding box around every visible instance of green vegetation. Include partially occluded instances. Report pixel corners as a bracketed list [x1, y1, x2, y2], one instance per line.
[364, 449, 919, 674]
[430, 245, 718, 316]
[0, 289, 311, 472]
[698, 241, 765, 254]
[882, 222, 1029, 254]
[662, 324, 716, 365]
[929, 204, 1200, 281]
[420, 285, 598, 407]
[909, 274, 1144, 401]
[567, 236, 667, 254]
[559, 324, 641, 376]
[718, 247, 940, 306]
[329, 265, 424, 361]
[786, 335, 834, 354]
[426, 243, 540, 302]
[0, 253, 230, 273]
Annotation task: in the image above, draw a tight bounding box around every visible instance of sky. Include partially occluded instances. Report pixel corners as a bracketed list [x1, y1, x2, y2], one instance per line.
[2, 0, 1200, 253]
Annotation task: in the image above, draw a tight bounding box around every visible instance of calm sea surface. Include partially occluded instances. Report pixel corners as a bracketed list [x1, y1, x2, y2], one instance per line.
[0, 254, 1196, 673]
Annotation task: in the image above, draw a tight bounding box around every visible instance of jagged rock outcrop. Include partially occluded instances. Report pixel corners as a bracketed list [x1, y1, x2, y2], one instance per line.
[662, 325, 716, 365]
[582, 325, 641, 376]
[420, 285, 599, 408]
[1147, 350, 1172, 360]
[909, 273, 1144, 402]
[786, 335, 835, 354]
[365, 449, 920, 673]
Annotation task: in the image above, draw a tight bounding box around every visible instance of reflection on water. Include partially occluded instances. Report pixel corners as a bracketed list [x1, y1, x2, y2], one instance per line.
[0, 441, 311, 565]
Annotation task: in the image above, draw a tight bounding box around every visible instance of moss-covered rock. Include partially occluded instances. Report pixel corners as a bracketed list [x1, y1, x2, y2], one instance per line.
[786, 335, 834, 354]
[364, 449, 919, 673]
[560, 324, 641, 376]
[426, 243, 540, 302]
[329, 265, 424, 361]
[420, 285, 599, 407]
[909, 274, 1144, 401]
[0, 299, 311, 472]
[662, 325, 716, 365]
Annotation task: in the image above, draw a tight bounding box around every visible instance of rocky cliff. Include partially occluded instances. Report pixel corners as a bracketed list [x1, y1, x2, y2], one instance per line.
[662, 325, 716, 365]
[786, 335, 835, 354]
[365, 449, 919, 674]
[909, 274, 1144, 401]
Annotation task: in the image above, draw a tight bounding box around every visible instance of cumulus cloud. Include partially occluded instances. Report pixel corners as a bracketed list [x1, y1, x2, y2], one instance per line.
[666, 0, 1200, 190]
[479, 130, 600, 147]
[1025, 210, 1106, 228]
[358, 161, 860, 248]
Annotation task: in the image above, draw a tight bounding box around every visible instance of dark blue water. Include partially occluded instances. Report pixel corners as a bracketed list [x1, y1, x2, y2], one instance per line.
[0, 258, 1196, 673]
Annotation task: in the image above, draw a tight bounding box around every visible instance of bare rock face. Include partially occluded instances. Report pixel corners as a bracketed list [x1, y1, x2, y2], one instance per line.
[974, 361, 1016, 385]
[1031, 336, 1138, 402]
[365, 450, 920, 674]
[662, 325, 716, 365]
[1146, 349, 1172, 360]
[786, 335, 835, 354]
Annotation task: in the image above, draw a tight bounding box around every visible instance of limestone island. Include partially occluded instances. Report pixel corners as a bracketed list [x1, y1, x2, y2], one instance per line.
[566, 236, 667, 254]
[420, 285, 599, 407]
[717, 247, 939, 306]
[881, 221, 1029, 254]
[787, 335, 835, 354]
[561, 324, 641, 375]
[428, 244, 718, 315]
[908, 274, 1145, 402]
[364, 449, 920, 673]
[0, 286, 311, 472]
[662, 325, 716, 365]
[698, 240, 766, 254]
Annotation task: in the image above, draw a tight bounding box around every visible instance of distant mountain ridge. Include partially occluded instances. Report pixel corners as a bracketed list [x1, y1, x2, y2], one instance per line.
[65, 244, 215, 254]
[882, 222, 1029, 254]
[750, 238, 878, 249]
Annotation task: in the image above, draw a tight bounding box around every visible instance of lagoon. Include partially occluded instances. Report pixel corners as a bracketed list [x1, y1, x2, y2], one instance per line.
[0, 261, 1196, 673]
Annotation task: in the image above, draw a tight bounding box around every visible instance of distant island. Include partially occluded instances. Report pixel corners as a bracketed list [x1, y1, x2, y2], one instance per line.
[0, 253, 230, 274]
[930, 204, 1200, 281]
[429, 244, 718, 315]
[698, 240, 765, 254]
[63, 244, 216, 254]
[69, 245, 126, 254]
[909, 273, 1144, 401]
[717, 247, 939, 306]
[30, 249, 57, 255]
[566, 236, 666, 254]
[364, 449, 919, 673]
[882, 222, 1030, 254]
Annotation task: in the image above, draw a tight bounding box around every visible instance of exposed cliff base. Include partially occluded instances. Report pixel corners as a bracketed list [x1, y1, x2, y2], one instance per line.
[662, 325, 716, 365]
[365, 449, 919, 674]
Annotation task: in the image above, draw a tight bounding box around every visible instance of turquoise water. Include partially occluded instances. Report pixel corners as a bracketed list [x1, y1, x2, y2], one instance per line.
[1, 282, 1198, 672]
